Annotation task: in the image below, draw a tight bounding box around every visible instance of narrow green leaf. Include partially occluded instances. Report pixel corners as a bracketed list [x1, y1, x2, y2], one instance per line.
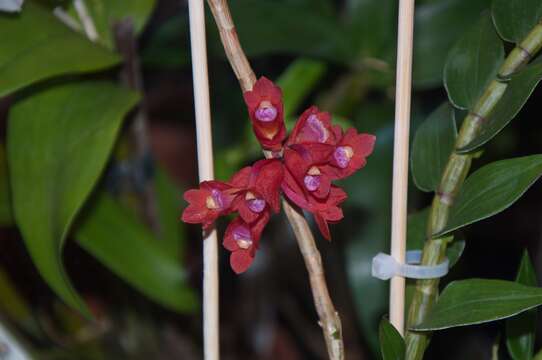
[413, 279, 542, 331]
[0, 2, 120, 97]
[8, 81, 139, 314]
[413, 0, 491, 88]
[492, 0, 542, 43]
[379, 318, 405, 360]
[458, 62, 542, 153]
[75, 193, 197, 313]
[411, 103, 457, 192]
[506, 250, 538, 360]
[443, 13, 504, 109]
[436, 155, 542, 237]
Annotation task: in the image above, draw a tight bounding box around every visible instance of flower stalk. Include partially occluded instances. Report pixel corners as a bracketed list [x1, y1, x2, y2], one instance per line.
[405, 21, 542, 360]
[205, 0, 345, 358]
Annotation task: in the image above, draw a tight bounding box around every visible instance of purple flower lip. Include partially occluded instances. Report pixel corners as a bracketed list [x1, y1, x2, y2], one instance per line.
[247, 198, 266, 213]
[255, 101, 278, 122]
[334, 146, 353, 169]
[233, 225, 252, 249]
[206, 188, 225, 209]
[307, 114, 328, 142]
[304, 175, 321, 191]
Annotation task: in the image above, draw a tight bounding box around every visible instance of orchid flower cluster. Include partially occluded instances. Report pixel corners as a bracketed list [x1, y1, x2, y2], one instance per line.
[182, 77, 375, 274]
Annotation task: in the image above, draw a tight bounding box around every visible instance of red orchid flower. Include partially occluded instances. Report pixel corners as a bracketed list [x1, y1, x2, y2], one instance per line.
[181, 181, 236, 229]
[229, 159, 283, 222]
[282, 143, 335, 201]
[243, 77, 286, 151]
[281, 144, 348, 240]
[288, 106, 339, 146]
[324, 128, 376, 180]
[223, 214, 270, 274]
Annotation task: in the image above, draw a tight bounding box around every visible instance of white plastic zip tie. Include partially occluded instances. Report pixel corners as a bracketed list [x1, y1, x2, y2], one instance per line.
[372, 250, 449, 280]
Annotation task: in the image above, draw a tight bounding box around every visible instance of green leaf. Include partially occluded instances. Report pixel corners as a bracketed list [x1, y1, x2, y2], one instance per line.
[506, 250, 538, 360]
[0, 144, 12, 226]
[492, 0, 542, 43]
[458, 62, 542, 153]
[75, 192, 197, 313]
[411, 103, 457, 192]
[8, 81, 139, 314]
[443, 13, 504, 109]
[406, 208, 465, 268]
[413, 0, 491, 88]
[413, 279, 542, 331]
[436, 155, 542, 237]
[379, 318, 405, 360]
[0, 2, 120, 97]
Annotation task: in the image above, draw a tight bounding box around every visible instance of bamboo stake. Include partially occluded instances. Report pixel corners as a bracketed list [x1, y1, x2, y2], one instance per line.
[390, 0, 415, 335]
[187, 0, 220, 359]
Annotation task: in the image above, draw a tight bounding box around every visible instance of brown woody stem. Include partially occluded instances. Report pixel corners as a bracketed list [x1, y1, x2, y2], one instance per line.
[206, 0, 344, 358]
[405, 21, 542, 360]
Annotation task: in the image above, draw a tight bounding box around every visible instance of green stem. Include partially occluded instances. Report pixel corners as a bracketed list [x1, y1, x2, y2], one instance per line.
[405, 21, 542, 360]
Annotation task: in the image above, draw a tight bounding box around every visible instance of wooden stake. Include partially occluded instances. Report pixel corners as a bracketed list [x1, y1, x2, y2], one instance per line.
[187, 0, 220, 359]
[390, 0, 415, 335]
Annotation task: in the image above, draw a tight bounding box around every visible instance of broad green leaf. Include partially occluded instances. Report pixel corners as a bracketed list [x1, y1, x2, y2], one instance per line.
[436, 155, 542, 237]
[0, 2, 120, 97]
[8, 81, 139, 314]
[75, 193, 197, 313]
[406, 208, 465, 268]
[68, 0, 156, 48]
[492, 0, 542, 43]
[506, 250, 538, 360]
[458, 62, 542, 153]
[413, 279, 542, 331]
[154, 167, 186, 258]
[379, 318, 405, 360]
[443, 13, 504, 109]
[0, 144, 12, 226]
[535, 349, 542, 360]
[411, 103, 457, 192]
[413, 0, 491, 88]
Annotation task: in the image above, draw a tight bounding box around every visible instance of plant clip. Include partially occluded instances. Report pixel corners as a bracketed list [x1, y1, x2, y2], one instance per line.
[371, 250, 449, 280]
